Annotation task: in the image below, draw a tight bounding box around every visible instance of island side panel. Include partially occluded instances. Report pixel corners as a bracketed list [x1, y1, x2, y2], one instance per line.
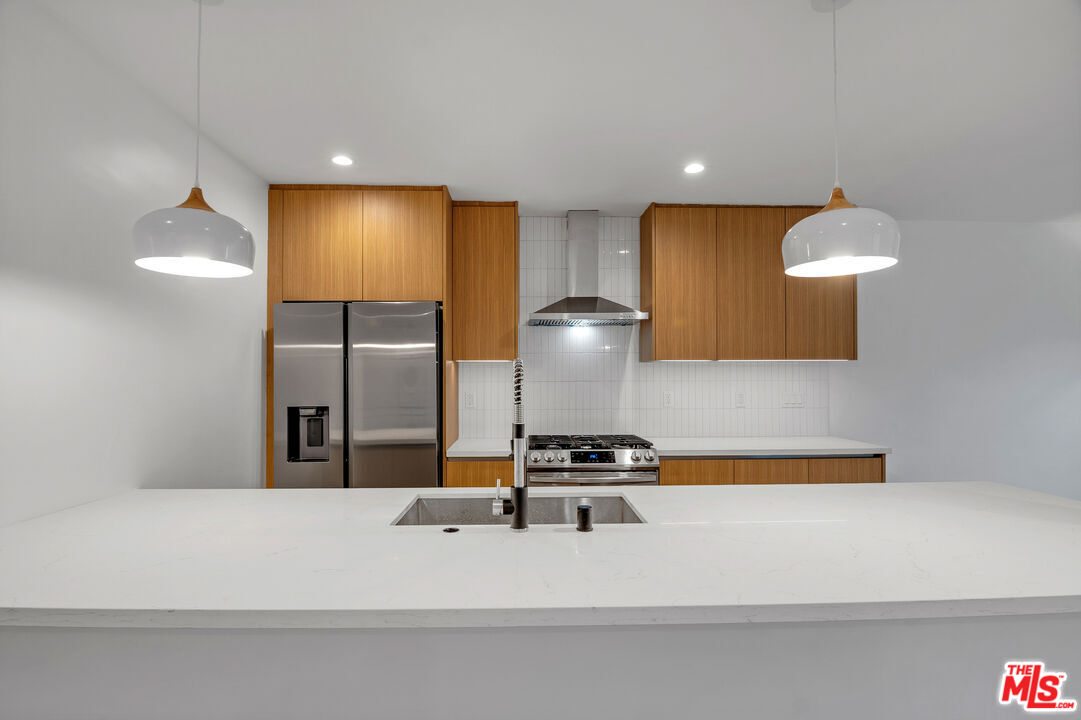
[3, 613, 1079, 720]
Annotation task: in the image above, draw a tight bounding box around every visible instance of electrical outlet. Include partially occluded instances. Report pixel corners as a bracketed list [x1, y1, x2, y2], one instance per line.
[782, 393, 804, 408]
[464, 392, 476, 409]
[734, 392, 746, 408]
[662, 391, 674, 408]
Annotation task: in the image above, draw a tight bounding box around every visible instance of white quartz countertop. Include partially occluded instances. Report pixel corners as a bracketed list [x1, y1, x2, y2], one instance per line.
[652, 435, 891, 457]
[2, 482, 1078, 629]
[447, 438, 510, 458]
[449, 436, 890, 459]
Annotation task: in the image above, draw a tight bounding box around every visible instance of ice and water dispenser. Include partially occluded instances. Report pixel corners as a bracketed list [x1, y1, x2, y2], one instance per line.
[287, 406, 330, 462]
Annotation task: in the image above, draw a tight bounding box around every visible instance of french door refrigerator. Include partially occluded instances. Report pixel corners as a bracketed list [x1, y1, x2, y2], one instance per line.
[273, 302, 441, 488]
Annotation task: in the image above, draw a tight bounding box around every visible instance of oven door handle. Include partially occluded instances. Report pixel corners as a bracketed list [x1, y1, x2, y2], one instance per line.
[527, 470, 659, 485]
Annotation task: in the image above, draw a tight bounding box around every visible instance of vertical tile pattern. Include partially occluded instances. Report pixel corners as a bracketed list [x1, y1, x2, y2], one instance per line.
[458, 217, 831, 438]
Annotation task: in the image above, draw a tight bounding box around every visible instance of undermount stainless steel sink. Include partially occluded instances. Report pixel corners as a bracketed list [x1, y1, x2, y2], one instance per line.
[393, 494, 645, 526]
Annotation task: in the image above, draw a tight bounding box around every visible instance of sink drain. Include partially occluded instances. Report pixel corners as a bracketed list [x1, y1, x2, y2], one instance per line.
[443, 527, 460, 533]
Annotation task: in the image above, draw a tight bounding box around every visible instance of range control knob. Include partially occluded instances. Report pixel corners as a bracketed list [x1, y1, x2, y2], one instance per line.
[630, 451, 641, 463]
[557, 453, 567, 462]
[544, 451, 555, 463]
[644, 450, 655, 462]
[529, 452, 541, 463]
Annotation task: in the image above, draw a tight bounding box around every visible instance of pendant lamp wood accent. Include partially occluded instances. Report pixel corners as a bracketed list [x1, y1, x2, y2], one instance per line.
[176, 187, 215, 212]
[817, 187, 857, 213]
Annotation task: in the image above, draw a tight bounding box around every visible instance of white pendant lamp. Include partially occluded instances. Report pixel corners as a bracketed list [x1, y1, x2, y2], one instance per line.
[782, 0, 900, 278]
[133, 0, 254, 279]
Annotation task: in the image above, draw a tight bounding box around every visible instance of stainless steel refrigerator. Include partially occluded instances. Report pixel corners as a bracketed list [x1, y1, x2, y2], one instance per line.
[273, 302, 441, 488]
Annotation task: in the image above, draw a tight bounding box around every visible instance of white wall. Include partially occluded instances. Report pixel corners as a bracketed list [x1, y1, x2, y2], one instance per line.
[0, 1, 268, 526]
[831, 221, 1081, 498]
[459, 216, 830, 439]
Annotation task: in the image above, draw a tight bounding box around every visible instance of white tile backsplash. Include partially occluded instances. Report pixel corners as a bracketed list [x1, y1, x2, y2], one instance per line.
[458, 217, 830, 439]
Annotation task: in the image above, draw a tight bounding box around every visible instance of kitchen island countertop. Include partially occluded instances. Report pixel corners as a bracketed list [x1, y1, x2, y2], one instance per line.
[1, 482, 1077, 629]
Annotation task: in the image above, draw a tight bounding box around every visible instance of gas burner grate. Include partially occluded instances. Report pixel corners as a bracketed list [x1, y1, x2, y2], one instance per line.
[527, 434, 576, 450]
[528, 433, 654, 451]
[598, 434, 653, 449]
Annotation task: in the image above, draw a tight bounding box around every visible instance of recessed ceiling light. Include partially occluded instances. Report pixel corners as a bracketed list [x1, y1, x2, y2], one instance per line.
[684, 162, 705, 174]
[331, 155, 353, 166]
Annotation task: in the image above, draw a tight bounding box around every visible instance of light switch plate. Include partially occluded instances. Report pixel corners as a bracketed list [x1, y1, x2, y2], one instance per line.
[734, 392, 746, 408]
[465, 392, 476, 409]
[662, 391, 674, 408]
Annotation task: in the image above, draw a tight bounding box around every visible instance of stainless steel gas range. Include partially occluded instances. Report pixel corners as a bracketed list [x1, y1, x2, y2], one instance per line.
[526, 434, 659, 486]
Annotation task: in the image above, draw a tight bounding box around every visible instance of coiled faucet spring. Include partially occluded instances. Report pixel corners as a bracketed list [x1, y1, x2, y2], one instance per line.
[512, 358, 524, 425]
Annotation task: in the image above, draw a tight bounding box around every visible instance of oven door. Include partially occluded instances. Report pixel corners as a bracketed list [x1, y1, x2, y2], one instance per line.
[527, 470, 659, 486]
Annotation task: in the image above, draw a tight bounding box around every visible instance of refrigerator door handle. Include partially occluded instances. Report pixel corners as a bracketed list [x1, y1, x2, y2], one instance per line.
[343, 308, 352, 487]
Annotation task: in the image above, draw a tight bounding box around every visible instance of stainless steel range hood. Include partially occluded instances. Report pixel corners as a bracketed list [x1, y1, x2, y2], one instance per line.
[528, 210, 648, 327]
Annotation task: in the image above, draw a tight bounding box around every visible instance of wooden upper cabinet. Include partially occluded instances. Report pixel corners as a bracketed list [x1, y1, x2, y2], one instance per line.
[362, 190, 444, 301]
[281, 190, 364, 301]
[716, 208, 786, 359]
[641, 205, 717, 360]
[278, 186, 449, 303]
[452, 203, 519, 360]
[641, 203, 858, 361]
[784, 207, 857, 359]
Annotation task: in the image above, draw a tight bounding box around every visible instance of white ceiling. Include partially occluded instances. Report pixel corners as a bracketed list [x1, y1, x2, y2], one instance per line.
[40, 0, 1081, 220]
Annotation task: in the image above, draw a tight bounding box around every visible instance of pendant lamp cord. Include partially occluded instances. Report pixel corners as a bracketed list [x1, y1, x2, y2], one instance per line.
[832, 0, 839, 189]
[193, 0, 203, 189]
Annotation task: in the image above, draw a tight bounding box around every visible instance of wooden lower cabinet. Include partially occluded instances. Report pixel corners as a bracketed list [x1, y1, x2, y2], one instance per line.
[733, 458, 808, 484]
[659, 459, 733, 485]
[809, 456, 885, 484]
[658, 456, 884, 485]
[444, 460, 513, 487]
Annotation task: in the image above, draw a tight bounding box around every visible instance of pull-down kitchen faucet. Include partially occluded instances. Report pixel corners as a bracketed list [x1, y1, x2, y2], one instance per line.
[492, 358, 528, 531]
